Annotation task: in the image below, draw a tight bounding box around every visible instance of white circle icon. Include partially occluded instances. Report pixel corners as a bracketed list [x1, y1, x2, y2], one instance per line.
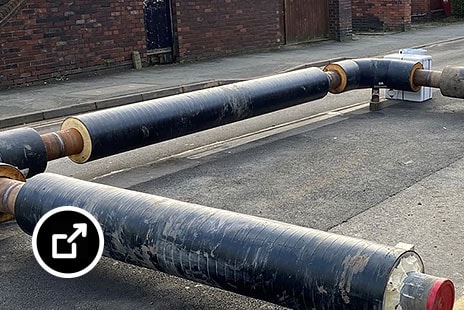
[32, 206, 104, 279]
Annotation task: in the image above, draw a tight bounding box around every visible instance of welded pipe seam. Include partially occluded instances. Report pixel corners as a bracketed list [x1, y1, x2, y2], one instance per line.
[14, 172, 425, 309]
[324, 59, 423, 94]
[0, 165, 25, 220]
[48, 132, 65, 160]
[0, 180, 23, 221]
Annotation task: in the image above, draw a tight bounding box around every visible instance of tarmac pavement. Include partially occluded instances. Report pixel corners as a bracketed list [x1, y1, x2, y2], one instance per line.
[1, 22, 464, 129]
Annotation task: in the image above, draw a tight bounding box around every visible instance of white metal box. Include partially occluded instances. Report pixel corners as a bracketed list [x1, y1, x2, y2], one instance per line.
[384, 49, 432, 102]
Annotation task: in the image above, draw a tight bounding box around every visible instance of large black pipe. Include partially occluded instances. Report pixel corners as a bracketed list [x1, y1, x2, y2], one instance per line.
[64, 59, 424, 163]
[11, 172, 447, 309]
[62, 68, 330, 163]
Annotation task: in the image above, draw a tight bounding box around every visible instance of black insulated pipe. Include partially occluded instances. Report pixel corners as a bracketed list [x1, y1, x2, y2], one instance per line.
[324, 59, 423, 94]
[0, 128, 47, 177]
[0, 60, 461, 174]
[12, 173, 454, 309]
[61, 68, 330, 163]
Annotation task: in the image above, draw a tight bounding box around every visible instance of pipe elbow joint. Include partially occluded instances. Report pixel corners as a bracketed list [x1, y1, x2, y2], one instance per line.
[324, 58, 423, 94]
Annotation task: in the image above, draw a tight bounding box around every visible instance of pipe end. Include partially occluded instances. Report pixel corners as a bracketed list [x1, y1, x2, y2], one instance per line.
[409, 62, 424, 92]
[0, 163, 26, 182]
[0, 164, 25, 222]
[61, 117, 93, 164]
[324, 63, 347, 94]
[426, 279, 455, 310]
[399, 272, 455, 310]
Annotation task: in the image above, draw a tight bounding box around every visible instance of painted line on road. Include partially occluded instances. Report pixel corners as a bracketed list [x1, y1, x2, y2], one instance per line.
[179, 101, 370, 160]
[414, 36, 464, 50]
[91, 100, 371, 183]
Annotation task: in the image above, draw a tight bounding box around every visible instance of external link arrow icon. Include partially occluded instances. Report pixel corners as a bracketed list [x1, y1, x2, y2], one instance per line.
[34, 206, 104, 276]
[67, 223, 87, 243]
[51, 223, 88, 259]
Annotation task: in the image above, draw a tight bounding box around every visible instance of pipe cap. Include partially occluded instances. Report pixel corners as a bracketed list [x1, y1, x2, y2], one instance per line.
[426, 279, 455, 310]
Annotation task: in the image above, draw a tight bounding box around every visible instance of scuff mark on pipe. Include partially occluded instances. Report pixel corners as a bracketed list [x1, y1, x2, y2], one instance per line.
[338, 254, 370, 304]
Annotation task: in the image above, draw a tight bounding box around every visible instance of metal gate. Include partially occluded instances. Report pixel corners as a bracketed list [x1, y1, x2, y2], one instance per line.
[284, 0, 329, 43]
[143, 0, 173, 63]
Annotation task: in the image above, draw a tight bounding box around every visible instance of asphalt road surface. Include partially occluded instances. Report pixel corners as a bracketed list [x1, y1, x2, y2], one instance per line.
[1, 39, 464, 309]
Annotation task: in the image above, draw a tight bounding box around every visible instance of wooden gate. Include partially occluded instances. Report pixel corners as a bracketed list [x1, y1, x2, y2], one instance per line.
[143, 0, 173, 63]
[284, 0, 329, 43]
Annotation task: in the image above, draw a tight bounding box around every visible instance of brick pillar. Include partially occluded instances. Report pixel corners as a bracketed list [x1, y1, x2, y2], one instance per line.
[329, 0, 353, 41]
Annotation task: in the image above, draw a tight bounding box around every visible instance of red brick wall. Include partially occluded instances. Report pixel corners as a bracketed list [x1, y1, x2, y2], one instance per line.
[352, 0, 412, 32]
[173, 0, 284, 62]
[0, 0, 146, 88]
[1, 0, 354, 87]
[411, 0, 431, 16]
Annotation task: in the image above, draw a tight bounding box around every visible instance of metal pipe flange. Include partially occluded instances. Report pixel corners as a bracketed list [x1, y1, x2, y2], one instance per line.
[0, 164, 25, 222]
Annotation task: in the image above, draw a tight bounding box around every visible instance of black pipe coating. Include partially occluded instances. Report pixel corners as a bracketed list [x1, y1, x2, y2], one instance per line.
[15, 173, 421, 309]
[63, 68, 330, 162]
[326, 59, 421, 93]
[0, 128, 47, 177]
